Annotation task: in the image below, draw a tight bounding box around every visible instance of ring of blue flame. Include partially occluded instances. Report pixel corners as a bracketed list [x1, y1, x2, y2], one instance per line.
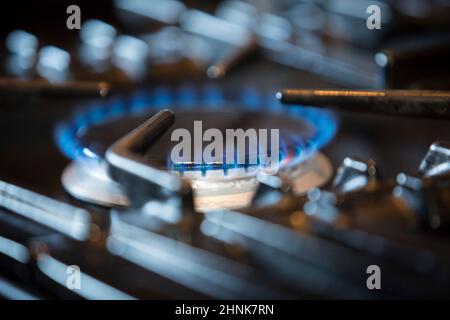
[55, 85, 338, 173]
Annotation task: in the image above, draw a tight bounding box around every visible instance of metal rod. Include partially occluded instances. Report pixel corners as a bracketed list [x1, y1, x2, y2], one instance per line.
[106, 110, 187, 205]
[0, 78, 111, 98]
[0, 180, 91, 240]
[277, 89, 450, 119]
[109, 109, 175, 154]
[207, 38, 259, 79]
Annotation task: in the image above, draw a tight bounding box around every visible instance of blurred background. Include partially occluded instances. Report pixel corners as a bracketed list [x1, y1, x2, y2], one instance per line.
[1, 0, 450, 89]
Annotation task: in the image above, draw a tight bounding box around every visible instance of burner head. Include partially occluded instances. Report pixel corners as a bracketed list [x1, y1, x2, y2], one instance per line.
[62, 152, 332, 211]
[56, 86, 337, 211]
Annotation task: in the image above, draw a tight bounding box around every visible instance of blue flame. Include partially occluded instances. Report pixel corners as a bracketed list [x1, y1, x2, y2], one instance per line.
[54, 85, 338, 173]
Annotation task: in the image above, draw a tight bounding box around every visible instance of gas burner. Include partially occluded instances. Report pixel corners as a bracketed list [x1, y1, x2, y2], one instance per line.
[55, 85, 337, 211]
